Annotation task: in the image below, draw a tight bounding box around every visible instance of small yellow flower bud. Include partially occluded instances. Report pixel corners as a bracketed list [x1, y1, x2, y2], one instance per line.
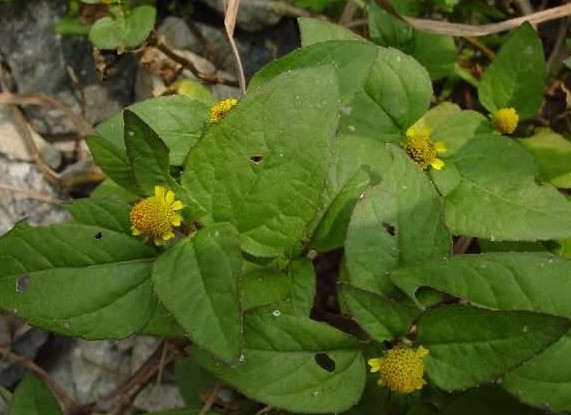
[209, 98, 238, 123]
[367, 345, 429, 394]
[130, 186, 184, 246]
[492, 108, 519, 134]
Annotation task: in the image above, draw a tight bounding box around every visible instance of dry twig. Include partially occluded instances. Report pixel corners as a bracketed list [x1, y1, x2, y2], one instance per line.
[370, 1, 571, 36]
[224, 0, 247, 96]
[0, 345, 89, 415]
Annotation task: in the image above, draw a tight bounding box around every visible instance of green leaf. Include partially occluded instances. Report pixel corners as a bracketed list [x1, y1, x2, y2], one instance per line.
[65, 197, 131, 234]
[344, 146, 450, 294]
[90, 178, 139, 203]
[251, 40, 432, 141]
[55, 16, 91, 36]
[152, 223, 242, 363]
[430, 109, 492, 156]
[311, 134, 392, 251]
[250, 41, 379, 98]
[7, 375, 62, 415]
[503, 331, 571, 412]
[359, 48, 432, 133]
[518, 128, 571, 189]
[85, 134, 141, 194]
[289, 258, 316, 316]
[368, 3, 456, 80]
[0, 223, 156, 339]
[96, 95, 209, 166]
[175, 355, 216, 406]
[418, 306, 570, 390]
[439, 385, 545, 415]
[181, 66, 340, 258]
[299, 17, 366, 46]
[139, 301, 185, 338]
[295, 0, 344, 12]
[391, 252, 571, 319]
[195, 308, 366, 413]
[440, 134, 571, 240]
[124, 110, 172, 194]
[241, 264, 291, 311]
[478, 23, 545, 118]
[89, 5, 156, 50]
[340, 285, 415, 343]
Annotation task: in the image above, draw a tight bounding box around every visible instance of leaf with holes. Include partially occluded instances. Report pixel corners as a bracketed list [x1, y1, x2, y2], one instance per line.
[181, 66, 340, 258]
[418, 306, 570, 390]
[152, 223, 242, 363]
[0, 223, 156, 339]
[194, 307, 365, 413]
[344, 145, 450, 295]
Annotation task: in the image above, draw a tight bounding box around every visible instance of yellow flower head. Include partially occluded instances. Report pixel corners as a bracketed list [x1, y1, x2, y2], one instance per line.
[367, 345, 429, 394]
[492, 107, 519, 134]
[130, 185, 184, 246]
[209, 98, 238, 123]
[402, 125, 447, 170]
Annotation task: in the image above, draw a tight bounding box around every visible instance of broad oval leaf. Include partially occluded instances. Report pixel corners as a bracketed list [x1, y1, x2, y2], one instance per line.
[418, 306, 570, 390]
[152, 223, 243, 363]
[503, 331, 571, 412]
[478, 23, 545, 118]
[181, 66, 340, 258]
[194, 308, 366, 413]
[0, 223, 156, 339]
[344, 145, 450, 295]
[440, 134, 571, 240]
[390, 252, 571, 319]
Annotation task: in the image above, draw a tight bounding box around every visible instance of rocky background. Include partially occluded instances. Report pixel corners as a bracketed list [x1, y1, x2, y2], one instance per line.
[0, 1, 301, 412]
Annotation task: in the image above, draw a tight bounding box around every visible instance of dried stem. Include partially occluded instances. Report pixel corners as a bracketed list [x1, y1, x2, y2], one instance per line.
[224, 0, 247, 96]
[0, 345, 88, 415]
[371, 1, 571, 36]
[198, 382, 221, 415]
[0, 182, 62, 204]
[149, 33, 239, 88]
[108, 341, 178, 415]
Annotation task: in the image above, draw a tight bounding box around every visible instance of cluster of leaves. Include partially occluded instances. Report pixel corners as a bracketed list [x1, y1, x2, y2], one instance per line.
[3, 3, 571, 415]
[56, 0, 156, 50]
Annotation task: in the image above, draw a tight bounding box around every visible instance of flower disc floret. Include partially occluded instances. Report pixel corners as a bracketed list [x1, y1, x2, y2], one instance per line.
[402, 125, 447, 170]
[368, 345, 429, 394]
[130, 186, 184, 246]
[492, 107, 519, 134]
[209, 98, 238, 123]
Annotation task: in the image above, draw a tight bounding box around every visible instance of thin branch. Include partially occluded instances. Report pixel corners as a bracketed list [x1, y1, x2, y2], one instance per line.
[0, 183, 62, 204]
[149, 33, 239, 88]
[198, 382, 221, 415]
[0, 345, 88, 415]
[254, 405, 275, 415]
[107, 341, 177, 415]
[374, 1, 571, 36]
[0, 92, 92, 138]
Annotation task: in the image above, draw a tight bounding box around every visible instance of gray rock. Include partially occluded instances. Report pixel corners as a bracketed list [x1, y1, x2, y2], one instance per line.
[199, 0, 283, 32]
[0, 0, 136, 135]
